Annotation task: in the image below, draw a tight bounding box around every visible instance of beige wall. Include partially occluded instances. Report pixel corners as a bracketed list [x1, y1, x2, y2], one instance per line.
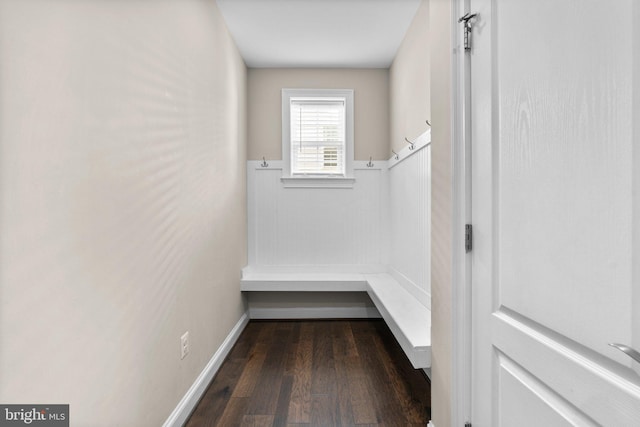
[248, 68, 389, 161]
[390, 0, 431, 154]
[430, 0, 453, 426]
[0, 1, 247, 426]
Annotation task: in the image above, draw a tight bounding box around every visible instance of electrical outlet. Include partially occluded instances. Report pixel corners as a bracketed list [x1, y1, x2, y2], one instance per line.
[180, 331, 189, 359]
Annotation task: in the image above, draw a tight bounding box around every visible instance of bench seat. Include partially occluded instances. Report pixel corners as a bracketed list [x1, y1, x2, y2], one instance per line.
[365, 273, 431, 369]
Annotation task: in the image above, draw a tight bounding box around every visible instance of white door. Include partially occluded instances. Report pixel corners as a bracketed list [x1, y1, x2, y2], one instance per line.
[469, 0, 640, 426]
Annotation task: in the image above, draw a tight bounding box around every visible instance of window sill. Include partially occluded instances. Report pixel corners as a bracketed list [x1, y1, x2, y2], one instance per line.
[280, 176, 356, 189]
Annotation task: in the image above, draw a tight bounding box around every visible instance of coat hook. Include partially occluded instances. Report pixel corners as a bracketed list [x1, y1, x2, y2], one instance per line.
[261, 157, 269, 167]
[367, 156, 374, 167]
[426, 119, 431, 127]
[404, 137, 415, 150]
[392, 150, 399, 160]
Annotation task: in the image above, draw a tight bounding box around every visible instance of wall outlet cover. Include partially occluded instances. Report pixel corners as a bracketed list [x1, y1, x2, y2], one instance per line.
[180, 331, 189, 359]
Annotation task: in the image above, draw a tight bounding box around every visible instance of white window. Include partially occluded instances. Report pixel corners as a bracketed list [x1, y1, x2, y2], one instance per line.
[282, 89, 354, 185]
[290, 97, 345, 175]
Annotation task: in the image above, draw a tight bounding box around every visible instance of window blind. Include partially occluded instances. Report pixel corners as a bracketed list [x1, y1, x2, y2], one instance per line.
[290, 97, 346, 175]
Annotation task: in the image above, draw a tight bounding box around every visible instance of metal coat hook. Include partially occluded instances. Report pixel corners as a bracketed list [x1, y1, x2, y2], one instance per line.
[426, 119, 431, 127]
[367, 157, 374, 168]
[405, 137, 415, 150]
[392, 150, 399, 160]
[459, 13, 478, 51]
[261, 157, 269, 167]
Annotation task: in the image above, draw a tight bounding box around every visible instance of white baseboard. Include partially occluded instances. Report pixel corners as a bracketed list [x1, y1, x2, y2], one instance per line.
[249, 306, 381, 319]
[162, 312, 250, 427]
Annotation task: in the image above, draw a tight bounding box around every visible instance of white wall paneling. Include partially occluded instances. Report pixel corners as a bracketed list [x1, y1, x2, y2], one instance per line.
[389, 130, 431, 307]
[247, 160, 389, 271]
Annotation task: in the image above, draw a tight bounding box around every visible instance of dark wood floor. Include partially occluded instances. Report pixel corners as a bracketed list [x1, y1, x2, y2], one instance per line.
[185, 319, 431, 427]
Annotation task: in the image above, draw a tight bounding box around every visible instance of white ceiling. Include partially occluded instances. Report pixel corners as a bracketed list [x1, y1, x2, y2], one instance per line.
[215, 0, 421, 68]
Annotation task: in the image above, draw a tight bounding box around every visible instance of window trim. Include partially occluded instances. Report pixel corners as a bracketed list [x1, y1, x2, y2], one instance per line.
[282, 88, 354, 186]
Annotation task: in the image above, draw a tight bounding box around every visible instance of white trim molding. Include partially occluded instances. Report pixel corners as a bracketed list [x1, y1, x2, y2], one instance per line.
[451, 0, 472, 426]
[280, 176, 355, 189]
[162, 313, 249, 427]
[388, 128, 431, 168]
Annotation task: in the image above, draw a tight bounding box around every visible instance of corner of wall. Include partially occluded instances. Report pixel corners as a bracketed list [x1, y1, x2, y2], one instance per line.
[429, 0, 454, 426]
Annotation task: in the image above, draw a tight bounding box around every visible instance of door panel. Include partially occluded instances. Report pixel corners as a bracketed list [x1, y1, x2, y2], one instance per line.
[494, 310, 640, 425]
[470, 0, 640, 425]
[496, 0, 633, 365]
[498, 353, 598, 427]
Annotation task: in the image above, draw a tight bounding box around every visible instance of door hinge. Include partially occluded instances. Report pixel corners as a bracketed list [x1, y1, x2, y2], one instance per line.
[459, 13, 478, 51]
[465, 224, 473, 253]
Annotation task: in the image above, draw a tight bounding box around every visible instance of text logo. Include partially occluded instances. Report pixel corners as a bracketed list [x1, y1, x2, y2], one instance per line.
[0, 405, 68, 427]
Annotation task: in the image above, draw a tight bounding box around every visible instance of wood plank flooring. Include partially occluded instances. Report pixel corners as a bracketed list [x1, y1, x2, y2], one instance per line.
[185, 320, 431, 427]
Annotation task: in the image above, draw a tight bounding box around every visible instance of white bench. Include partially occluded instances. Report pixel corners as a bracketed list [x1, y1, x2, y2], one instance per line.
[240, 270, 431, 369]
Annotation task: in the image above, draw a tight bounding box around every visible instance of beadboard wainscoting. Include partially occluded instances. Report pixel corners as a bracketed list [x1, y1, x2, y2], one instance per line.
[388, 131, 431, 308]
[247, 160, 390, 270]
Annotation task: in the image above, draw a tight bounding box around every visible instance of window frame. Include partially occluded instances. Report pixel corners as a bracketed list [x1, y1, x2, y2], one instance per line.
[281, 88, 354, 187]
